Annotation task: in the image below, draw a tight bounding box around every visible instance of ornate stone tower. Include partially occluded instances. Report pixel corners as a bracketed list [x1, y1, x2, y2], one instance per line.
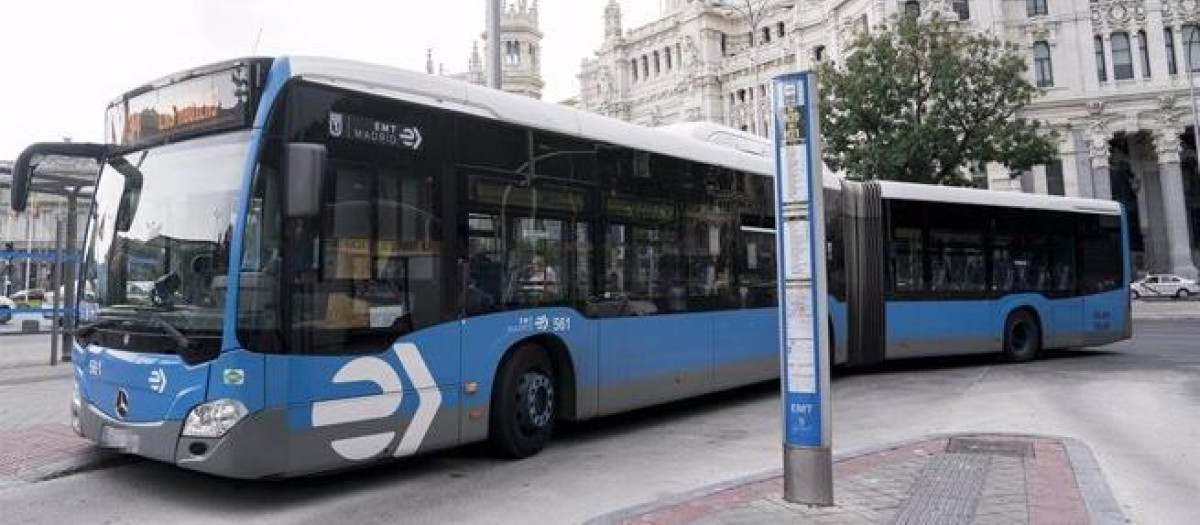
[466, 42, 485, 85]
[603, 0, 623, 47]
[482, 0, 545, 99]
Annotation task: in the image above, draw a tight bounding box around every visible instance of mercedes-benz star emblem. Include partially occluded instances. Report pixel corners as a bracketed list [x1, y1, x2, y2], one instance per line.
[115, 389, 130, 419]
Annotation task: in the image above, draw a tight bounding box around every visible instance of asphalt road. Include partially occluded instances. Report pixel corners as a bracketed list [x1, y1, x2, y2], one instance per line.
[0, 320, 1196, 524]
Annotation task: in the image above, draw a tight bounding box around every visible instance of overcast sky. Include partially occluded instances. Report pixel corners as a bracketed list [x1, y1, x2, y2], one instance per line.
[0, 0, 662, 161]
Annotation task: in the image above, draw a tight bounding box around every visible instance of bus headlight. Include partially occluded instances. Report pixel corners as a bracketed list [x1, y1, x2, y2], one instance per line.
[182, 399, 248, 438]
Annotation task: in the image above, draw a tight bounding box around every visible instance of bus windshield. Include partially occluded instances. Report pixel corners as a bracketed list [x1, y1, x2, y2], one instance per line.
[78, 132, 250, 353]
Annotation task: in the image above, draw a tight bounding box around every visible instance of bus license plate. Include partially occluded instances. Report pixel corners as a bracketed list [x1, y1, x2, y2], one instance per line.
[101, 426, 139, 451]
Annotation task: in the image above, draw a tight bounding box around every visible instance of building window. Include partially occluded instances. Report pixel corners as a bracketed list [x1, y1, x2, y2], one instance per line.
[813, 45, 826, 62]
[1033, 41, 1054, 87]
[1186, 25, 1200, 72]
[1046, 160, 1065, 196]
[1138, 30, 1151, 78]
[904, 0, 921, 19]
[504, 41, 521, 66]
[631, 59, 639, 82]
[953, 0, 970, 20]
[654, 51, 661, 75]
[762, 27, 772, 44]
[1095, 36, 1108, 82]
[664, 47, 673, 70]
[1027, 0, 1047, 17]
[720, 33, 728, 55]
[1112, 32, 1134, 79]
[777, 21, 786, 37]
[1166, 28, 1179, 75]
[642, 56, 650, 78]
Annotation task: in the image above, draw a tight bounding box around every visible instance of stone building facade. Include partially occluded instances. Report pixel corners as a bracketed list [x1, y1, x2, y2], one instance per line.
[578, 0, 1200, 278]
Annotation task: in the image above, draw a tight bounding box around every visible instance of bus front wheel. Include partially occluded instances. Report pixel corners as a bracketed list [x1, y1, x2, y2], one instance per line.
[1002, 310, 1041, 363]
[490, 343, 556, 459]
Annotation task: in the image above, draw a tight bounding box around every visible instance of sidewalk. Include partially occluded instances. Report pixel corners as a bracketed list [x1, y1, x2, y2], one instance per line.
[591, 434, 1125, 525]
[0, 334, 111, 490]
[1131, 297, 1200, 321]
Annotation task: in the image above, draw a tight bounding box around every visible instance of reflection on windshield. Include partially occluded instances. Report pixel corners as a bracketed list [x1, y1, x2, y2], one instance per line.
[82, 132, 250, 340]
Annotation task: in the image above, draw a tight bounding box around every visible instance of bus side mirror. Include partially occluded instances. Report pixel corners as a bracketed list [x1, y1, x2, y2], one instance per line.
[285, 143, 327, 219]
[10, 142, 111, 213]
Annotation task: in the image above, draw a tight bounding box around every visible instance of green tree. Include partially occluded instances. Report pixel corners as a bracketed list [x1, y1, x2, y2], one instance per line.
[817, 15, 1058, 185]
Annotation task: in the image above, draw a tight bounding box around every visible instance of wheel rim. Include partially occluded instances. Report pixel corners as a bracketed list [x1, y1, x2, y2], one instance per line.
[515, 370, 554, 435]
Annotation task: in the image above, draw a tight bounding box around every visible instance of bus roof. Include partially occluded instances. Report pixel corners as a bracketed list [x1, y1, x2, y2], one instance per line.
[285, 56, 773, 176]
[877, 180, 1123, 215]
[280, 57, 1119, 217]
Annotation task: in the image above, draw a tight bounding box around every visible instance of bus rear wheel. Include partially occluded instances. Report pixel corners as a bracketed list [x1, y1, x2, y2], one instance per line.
[1002, 310, 1041, 363]
[490, 343, 556, 459]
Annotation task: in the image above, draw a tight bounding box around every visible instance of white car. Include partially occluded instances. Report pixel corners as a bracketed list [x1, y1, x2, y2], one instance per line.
[1130, 274, 1200, 300]
[0, 296, 14, 324]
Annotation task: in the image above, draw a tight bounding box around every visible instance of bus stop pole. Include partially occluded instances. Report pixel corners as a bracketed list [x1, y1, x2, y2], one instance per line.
[772, 72, 833, 506]
[61, 192, 79, 362]
[50, 219, 64, 366]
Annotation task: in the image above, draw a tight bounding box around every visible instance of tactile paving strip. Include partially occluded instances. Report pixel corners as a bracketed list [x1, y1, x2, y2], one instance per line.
[889, 453, 990, 525]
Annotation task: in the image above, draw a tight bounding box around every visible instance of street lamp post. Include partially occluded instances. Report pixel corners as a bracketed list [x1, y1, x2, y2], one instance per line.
[487, 0, 502, 90]
[1186, 28, 1200, 174]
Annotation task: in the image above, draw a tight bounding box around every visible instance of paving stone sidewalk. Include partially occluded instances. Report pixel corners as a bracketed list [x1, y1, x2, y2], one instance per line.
[591, 434, 1125, 525]
[0, 334, 117, 490]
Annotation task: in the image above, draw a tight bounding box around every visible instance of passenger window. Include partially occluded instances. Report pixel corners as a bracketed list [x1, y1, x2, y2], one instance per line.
[683, 165, 737, 310]
[284, 84, 448, 354]
[1079, 214, 1123, 293]
[889, 200, 926, 295]
[465, 175, 589, 314]
[928, 230, 986, 293]
[735, 173, 777, 308]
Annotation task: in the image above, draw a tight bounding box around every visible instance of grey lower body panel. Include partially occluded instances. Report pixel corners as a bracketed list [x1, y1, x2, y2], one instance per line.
[886, 336, 999, 360]
[78, 391, 463, 479]
[78, 404, 182, 465]
[77, 402, 288, 479]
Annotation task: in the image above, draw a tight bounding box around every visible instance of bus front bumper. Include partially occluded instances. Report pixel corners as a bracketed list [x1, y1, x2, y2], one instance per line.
[77, 402, 288, 479]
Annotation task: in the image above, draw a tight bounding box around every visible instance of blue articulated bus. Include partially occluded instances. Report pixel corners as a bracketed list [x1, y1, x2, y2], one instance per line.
[8, 56, 1129, 479]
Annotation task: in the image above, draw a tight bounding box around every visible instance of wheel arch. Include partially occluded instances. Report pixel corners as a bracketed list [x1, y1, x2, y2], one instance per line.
[493, 333, 579, 421]
[1006, 305, 1044, 348]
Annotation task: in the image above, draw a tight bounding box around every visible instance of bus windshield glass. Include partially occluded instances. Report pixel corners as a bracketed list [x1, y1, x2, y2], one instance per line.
[78, 132, 250, 352]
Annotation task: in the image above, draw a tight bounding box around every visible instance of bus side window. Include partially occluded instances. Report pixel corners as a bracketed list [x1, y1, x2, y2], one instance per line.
[283, 84, 448, 354]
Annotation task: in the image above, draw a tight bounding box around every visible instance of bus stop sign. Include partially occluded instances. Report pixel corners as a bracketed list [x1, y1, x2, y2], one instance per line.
[772, 72, 833, 506]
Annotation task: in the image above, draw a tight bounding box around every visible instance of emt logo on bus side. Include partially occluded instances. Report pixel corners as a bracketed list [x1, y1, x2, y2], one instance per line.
[310, 342, 442, 461]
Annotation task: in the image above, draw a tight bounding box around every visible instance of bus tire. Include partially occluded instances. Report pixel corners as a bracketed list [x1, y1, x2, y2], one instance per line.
[489, 343, 556, 459]
[1002, 310, 1041, 363]
[1176, 289, 1190, 300]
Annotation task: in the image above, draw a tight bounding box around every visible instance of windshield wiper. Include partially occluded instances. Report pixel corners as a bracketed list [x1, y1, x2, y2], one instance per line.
[87, 307, 192, 350]
[74, 318, 127, 343]
[146, 312, 191, 350]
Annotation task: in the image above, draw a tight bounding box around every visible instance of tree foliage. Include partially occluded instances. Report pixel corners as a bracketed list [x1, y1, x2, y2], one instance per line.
[817, 15, 1058, 185]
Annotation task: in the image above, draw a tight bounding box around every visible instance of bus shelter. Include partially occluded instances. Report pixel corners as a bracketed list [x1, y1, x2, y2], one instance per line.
[1, 156, 99, 364]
